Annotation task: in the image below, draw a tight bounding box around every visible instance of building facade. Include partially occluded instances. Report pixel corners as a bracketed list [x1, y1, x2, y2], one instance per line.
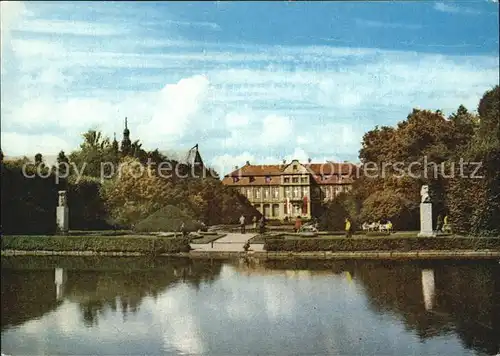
[222, 159, 358, 220]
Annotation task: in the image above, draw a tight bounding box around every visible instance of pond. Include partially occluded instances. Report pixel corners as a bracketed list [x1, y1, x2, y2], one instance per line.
[1, 257, 499, 356]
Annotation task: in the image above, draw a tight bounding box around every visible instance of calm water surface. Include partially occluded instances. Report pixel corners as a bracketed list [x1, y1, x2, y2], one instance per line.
[1, 257, 499, 355]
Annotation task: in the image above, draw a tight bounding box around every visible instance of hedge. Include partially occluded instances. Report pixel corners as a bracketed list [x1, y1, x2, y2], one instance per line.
[1, 235, 191, 254]
[264, 237, 500, 252]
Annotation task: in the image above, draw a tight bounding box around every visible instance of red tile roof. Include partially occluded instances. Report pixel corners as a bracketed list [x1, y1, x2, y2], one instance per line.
[223, 161, 359, 186]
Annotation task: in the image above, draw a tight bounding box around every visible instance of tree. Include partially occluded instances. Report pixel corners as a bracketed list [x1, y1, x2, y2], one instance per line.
[34, 153, 43, 165]
[360, 190, 417, 230]
[447, 86, 500, 236]
[56, 150, 70, 176]
[100, 157, 172, 227]
[69, 130, 119, 178]
[318, 193, 358, 231]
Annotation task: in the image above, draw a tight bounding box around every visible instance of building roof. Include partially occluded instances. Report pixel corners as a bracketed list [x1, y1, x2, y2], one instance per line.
[223, 160, 358, 186]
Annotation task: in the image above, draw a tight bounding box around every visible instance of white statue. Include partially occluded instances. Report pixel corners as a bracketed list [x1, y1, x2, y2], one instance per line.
[420, 185, 431, 203]
[58, 191, 67, 207]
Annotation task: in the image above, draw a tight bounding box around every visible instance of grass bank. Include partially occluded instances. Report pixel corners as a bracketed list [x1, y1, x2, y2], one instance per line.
[1, 235, 190, 254]
[263, 236, 500, 252]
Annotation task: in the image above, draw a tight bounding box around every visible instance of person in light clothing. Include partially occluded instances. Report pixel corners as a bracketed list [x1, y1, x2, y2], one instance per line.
[239, 214, 246, 234]
[345, 218, 352, 238]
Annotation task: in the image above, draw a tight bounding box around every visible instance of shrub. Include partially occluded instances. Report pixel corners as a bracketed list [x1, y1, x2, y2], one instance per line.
[134, 205, 202, 233]
[1, 235, 191, 254]
[264, 237, 500, 252]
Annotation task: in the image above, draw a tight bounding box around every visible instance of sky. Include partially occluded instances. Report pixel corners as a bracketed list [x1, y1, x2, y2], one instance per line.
[1, 1, 499, 175]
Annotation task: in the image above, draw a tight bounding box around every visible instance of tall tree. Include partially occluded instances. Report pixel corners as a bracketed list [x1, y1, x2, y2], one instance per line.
[56, 150, 70, 175]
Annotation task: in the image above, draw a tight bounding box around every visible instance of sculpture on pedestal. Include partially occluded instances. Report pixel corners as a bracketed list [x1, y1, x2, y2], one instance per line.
[56, 190, 69, 234]
[418, 185, 436, 237]
[420, 185, 431, 203]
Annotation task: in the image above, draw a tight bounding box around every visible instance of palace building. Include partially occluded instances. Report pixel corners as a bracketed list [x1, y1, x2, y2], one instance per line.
[222, 159, 358, 220]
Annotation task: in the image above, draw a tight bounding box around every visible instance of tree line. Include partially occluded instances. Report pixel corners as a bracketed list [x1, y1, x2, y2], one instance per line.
[1, 85, 498, 236]
[0, 132, 259, 234]
[320, 85, 499, 236]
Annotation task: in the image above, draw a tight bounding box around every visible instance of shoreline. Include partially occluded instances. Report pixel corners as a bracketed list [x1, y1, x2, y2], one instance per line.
[2, 249, 499, 260]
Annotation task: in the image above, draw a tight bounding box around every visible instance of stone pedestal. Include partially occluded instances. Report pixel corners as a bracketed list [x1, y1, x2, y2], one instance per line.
[57, 206, 69, 233]
[418, 203, 436, 237]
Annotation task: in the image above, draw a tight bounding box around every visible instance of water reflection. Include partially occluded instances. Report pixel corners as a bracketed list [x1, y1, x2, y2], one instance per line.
[1, 257, 499, 356]
[421, 269, 435, 311]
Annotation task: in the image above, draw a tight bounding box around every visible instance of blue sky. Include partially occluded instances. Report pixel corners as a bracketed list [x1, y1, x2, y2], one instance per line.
[1, 1, 498, 174]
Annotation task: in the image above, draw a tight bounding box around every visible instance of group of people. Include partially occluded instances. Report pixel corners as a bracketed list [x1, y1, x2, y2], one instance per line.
[239, 215, 267, 234]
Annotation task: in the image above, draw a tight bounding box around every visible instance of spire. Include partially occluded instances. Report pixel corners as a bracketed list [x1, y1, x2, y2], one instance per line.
[121, 117, 131, 155]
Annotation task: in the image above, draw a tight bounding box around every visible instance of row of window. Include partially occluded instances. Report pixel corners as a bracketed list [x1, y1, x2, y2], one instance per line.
[283, 176, 308, 184]
[232, 174, 347, 184]
[256, 202, 305, 218]
[232, 175, 309, 184]
[240, 185, 350, 200]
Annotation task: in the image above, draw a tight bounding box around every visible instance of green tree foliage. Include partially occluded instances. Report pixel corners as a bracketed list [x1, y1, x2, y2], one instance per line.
[1, 162, 58, 234]
[100, 157, 171, 227]
[319, 193, 358, 231]
[447, 86, 500, 236]
[56, 150, 70, 177]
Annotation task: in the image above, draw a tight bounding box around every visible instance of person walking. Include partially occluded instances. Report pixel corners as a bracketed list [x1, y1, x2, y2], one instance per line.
[252, 216, 257, 231]
[436, 214, 443, 233]
[259, 216, 266, 234]
[239, 214, 246, 234]
[443, 215, 450, 233]
[180, 222, 187, 238]
[294, 216, 302, 233]
[345, 218, 352, 238]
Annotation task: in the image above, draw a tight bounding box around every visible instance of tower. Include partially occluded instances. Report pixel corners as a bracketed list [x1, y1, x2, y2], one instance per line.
[121, 117, 132, 155]
[112, 132, 119, 153]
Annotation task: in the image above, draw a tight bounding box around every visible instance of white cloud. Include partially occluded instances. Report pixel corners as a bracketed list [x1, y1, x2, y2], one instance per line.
[137, 75, 210, 147]
[1, 132, 73, 157]
[13, 19, 127, 36]
[355, 19, 422, 30]
[0, 2, 498, 170]
[260, 115, 294, 146]
[433, 2, 481, 14]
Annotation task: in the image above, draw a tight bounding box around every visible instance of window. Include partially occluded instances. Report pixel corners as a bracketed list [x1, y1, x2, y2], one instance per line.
[285, 187, 292, 198]
[249, 176, 255, 183]
[255, 188, 261, 199]
[273, 187, 279, 199]
[284, 177, 290, 183]
[265, 176, 272, 183]
[272, 204, 279, 217]
[301, 176, 308, 183]
[302, 186, 308, 197]
[292, 177, 299, 183]
[246, 189, 252, 198]
[233, 177, 239, 183]
[293, 186, 300, 198]
[293, 165, 298, 171]
[264, 188, 270, 199]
